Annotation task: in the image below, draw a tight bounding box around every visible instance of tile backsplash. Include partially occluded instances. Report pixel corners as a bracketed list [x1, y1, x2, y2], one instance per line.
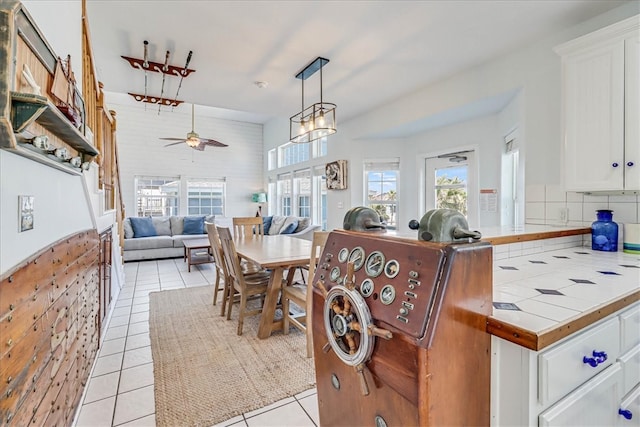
[525, 185, 639, 226]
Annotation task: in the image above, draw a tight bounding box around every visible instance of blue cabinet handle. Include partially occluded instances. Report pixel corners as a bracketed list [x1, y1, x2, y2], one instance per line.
[619, 409, 632, 420]
[583, 350, 607, 367]
[627, 161, 635, 167]
[612, 162, 619, 167]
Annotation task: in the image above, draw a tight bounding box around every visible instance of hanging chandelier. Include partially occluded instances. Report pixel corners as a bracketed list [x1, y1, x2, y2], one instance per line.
[289, 57, 336, 144]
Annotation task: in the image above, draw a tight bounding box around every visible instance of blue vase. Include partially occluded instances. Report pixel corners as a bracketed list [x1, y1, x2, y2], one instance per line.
[591, 210, 618, 252]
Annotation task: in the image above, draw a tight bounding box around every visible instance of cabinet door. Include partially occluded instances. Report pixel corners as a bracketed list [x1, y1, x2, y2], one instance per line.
[539, 363, 623, 427]
[563, 40, 625, 191]
[625, 32, 640, 191]
[619, 385, 640, 425]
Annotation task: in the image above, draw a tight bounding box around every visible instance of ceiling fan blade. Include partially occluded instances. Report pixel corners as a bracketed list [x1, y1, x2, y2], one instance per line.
[200, 138, 229, 147]
[194, 143, 206, 151]
[164, 141, 186, 147]
[159, 137, 185, 141]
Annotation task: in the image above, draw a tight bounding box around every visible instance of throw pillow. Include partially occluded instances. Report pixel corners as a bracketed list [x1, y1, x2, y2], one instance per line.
[123, 218, 134, 239]
[269, 216, 286, 235]
[151, 216, 172, 236]
[280, 219, 299, 234]
[295, 217, 310, 233]
[170, 216, 184, 235]
[263, 216, 273, 234]
[130, 217, 157, 238]
[183, 216, 205, 235]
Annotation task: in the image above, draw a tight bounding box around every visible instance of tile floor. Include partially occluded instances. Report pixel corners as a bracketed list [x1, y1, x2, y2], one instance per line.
[73, 258, 319, 427]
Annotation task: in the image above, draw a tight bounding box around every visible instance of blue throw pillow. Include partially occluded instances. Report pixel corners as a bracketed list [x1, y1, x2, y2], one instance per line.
[130, 217, 157, 238]
[183, 216, 205, 235]
[263, 216, 273, 234]
[280, 219, 299, 235]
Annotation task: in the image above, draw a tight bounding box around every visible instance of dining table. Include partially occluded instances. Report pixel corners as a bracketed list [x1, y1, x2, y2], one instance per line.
[233, 234, 312, 339]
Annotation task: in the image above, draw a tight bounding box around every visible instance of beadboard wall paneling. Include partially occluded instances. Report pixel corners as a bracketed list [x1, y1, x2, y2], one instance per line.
[107, 101, 264, 218]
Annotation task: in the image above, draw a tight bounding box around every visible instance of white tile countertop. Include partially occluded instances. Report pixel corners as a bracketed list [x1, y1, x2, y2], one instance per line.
[487, 246, 640, 350]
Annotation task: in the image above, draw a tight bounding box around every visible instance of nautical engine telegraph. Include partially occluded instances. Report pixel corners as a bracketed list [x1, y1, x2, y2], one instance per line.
[310, 208, 492, 426]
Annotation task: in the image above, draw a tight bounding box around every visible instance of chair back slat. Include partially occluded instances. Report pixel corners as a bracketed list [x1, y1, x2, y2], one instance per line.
[217, 226, 246, 292]
[308, 231, 330, 282]
[233, 217, 264, 238]
[205, 222, 227, 277]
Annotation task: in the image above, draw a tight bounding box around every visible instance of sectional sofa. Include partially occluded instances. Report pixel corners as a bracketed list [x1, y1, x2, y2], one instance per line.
[122, 215, 319, 261]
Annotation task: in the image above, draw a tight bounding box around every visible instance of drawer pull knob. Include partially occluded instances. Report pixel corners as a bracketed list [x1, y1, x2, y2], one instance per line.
[618, 409, 632, 420]
[583, 350, 607, 367]
[612, 162, 619, 168]
[627, 162, 635, 167]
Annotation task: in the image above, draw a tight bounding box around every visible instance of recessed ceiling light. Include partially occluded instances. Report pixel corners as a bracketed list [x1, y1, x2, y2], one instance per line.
[254, 81, 268, 89]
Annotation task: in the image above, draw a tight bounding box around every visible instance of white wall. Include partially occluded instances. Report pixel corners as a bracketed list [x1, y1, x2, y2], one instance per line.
[0, 151, 94, 274]
[263, 2, 640, 232]
[106, 95, 264, 218]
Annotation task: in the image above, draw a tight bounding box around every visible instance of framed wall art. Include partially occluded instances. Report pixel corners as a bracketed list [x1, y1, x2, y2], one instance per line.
[19, 195, 34, 232]
[326, 160, 348, 190]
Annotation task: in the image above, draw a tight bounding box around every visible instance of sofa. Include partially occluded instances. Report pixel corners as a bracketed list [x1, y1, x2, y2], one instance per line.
[122, 215, 320, 261]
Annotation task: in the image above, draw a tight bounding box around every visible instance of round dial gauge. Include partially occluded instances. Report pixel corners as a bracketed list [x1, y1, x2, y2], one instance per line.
[338, 248, 349, 263]
[384, 259, 400, 278]
[360, 278, 374, 297]
[380, 285, 396, 305]
[330, 266, 341, 282]
[348, 247, 365, 271]
[365, 251, 385, 278]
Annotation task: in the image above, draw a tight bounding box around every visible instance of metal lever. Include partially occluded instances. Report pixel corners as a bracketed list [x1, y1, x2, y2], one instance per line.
[368, 324, 393, 340]
[452, 225, 482, 240]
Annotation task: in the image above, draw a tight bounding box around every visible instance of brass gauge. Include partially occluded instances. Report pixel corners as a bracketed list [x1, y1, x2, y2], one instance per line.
[384, 259, 400, 278]
[338, 248, 349, 263]
[330, 266, 341, 282]
[360, 278, 374, 297]
[365, 251, 385, 278]
[348, 247, 365, 271]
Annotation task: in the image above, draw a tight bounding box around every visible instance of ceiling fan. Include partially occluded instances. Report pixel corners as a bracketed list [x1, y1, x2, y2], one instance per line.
[160, 104, 229, 151]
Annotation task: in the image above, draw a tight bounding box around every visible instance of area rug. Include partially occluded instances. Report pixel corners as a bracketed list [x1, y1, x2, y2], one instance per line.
[149, 285, 316, 427]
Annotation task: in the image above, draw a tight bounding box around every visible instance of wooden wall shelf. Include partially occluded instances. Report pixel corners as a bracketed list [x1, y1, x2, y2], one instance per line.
[9, 92, 99, 157]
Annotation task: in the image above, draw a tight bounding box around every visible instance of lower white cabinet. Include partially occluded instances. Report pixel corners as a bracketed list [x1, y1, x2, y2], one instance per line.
[539, 363, 623, 427]
[491, 302, 640, 426]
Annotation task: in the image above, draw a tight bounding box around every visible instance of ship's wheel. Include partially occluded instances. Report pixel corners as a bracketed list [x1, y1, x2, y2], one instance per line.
[316, 262, 393, 395]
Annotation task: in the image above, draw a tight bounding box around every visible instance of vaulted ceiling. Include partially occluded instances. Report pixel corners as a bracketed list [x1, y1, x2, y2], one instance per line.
[86, 0, 630, 124]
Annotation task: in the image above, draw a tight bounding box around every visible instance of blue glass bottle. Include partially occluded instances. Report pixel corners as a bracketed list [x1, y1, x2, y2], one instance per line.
[591, 210, 618, 252]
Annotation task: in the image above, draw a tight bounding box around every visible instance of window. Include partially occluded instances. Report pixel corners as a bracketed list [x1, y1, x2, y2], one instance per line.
[135, 176, 179, 217]
[313, 165, 327, 229]
[280, 142, 310, 167]
[277, 172, 292, 215]
[187, 179, 225, 216]
[313, 137, 327, 158]
[267, 148, 277, 171]
[294, 169, 311, 217]
[364, 160, 399, 229]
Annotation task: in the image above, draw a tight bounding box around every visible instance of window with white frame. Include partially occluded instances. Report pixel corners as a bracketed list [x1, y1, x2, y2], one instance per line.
[267, 148, 277, 171]
[280, 142, 310, 167]
[313, 137, 327, 158]
[313, 165, 327, 229]
[277, 172, 292, 216]
[135, 176, 180, 217]
[187, 179, 225, 216]
[364, 160, 399, 229]
[294, 169, 311, 217]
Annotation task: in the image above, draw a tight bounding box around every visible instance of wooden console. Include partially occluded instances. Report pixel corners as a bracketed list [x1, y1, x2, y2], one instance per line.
[311, 230, 493, 426]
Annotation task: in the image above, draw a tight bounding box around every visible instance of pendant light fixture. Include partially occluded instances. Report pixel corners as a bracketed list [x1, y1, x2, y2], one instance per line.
[289, 57, 336, 144]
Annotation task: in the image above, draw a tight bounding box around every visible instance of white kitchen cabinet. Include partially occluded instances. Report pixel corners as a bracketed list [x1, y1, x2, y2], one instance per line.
[619, 384, 640, 425]
[555, 16, 640, 192]
[491, 302, 640, 426]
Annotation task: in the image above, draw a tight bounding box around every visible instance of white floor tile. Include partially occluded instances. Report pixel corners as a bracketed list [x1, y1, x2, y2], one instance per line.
[118, 363, 154, 394]
[213, 414, 246, 427]
[125, 333, 150, 351]
[115, 414, 156, 427]
[104, 325, 128, 341]
[131, 303, 149, 314]
[244, 397, 295, 418]
[298, 394, 319, 425]
[245, 401, 315, 427]
[76, 396, 116, 427]
[84, 372, 120, 403]
[113, 385, 155, 426]
[99, 338, 126, 357]
[122, 346, 152, 369]
[92, 353, 124, 377]
[127, 321, 149, 336]
[129, 311, 149, 323]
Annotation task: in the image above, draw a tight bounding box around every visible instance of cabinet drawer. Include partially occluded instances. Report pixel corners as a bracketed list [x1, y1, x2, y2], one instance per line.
[539, 317, 620, 405]
[619, 344, 640, 397]
[620, 303, 640, 354]
[619, 384, 640, 424]
[539, 363, 623, 427]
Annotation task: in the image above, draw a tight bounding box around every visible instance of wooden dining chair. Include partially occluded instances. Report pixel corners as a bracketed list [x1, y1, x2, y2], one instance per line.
[282, 230, 329, 357]
[233, 216, 264, 238]
[217, 226, 271, 335]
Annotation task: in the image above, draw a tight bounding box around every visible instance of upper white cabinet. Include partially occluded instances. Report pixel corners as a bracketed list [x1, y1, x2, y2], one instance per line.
[555, 16, 640, 192]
